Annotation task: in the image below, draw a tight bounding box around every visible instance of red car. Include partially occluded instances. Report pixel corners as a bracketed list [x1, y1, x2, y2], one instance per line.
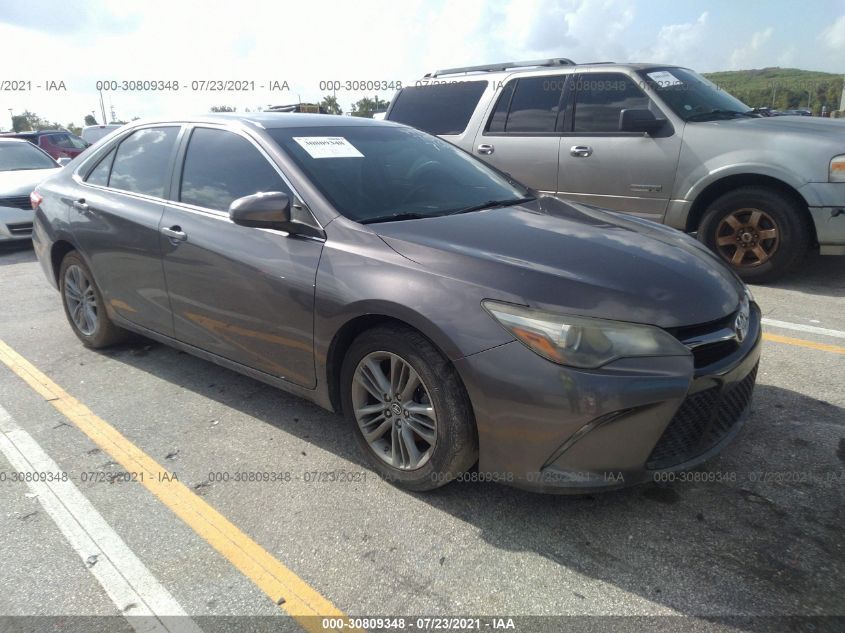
[0, 130, 90, 160]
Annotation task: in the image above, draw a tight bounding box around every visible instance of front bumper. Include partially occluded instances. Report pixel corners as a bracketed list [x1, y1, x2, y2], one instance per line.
[798, 183, 845, 254]
[454, 307, 762, 493]
[0, 206, 34, 242]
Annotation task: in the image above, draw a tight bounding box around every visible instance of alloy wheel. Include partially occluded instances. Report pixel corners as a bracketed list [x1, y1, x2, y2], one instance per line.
[351, 351, 438, 470]
[64, 264, 98, 336]
[714, 207, 780, 267]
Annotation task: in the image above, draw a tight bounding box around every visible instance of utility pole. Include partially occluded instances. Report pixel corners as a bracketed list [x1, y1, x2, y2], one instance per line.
[98, 89, 107, 125]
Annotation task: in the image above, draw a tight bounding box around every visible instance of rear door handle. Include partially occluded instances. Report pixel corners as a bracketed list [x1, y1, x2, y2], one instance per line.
[477, 143, 494, 155]
[72, 199, 89, 212]
[570, 145, 593, 157]
[161, 226, 188, 243]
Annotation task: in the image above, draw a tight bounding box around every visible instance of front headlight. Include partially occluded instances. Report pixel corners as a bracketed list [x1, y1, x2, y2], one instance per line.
[482, 300, 691, 369]
[831, 155, 845, 182]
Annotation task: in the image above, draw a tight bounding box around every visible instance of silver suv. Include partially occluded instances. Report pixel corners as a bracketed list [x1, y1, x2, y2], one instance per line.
[386, 58, 845, 281]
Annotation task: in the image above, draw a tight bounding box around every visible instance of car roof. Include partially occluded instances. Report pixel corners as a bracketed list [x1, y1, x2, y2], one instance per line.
[128, 112, 401, 130]
[0, 137, 34, 144]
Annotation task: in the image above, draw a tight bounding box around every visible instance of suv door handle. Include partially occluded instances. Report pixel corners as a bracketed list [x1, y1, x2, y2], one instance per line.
[161, 226, 188, 243]
[570, 145, 593, 158]
[477, 143, 495, 155]
[72, 199, 89, 213]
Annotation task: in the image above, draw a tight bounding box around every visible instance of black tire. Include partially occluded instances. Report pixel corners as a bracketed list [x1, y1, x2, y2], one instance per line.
[340, 324, 478, 491]
[698, 186, 811, 283]
[59, 251, 128, 348]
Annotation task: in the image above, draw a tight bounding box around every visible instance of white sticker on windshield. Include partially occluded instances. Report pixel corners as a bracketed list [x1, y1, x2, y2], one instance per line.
[293, 136, 364, 159]
[646, 70, 683, 86]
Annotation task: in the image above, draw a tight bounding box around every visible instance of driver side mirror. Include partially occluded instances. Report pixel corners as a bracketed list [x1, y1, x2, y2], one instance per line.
[619, 109, 664, 134]
[229, 192, 292, 230]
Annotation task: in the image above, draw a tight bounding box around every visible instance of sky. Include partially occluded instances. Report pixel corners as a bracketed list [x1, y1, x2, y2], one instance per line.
[0, 0, 843, 130]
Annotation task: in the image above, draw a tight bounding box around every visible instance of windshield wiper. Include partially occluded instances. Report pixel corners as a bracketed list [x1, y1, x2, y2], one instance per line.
[359, 212, 434, 225]
[686, 109, 757, 122]
[444, 196, 536, 216]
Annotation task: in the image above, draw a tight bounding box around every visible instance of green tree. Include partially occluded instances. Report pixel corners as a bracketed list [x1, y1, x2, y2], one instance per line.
[11, 110, 60, 132]
[84, 114, 98, 126]
[67, 123, 82, 136]
[210, 105, 236, 112]
[350, 97, 389, 118]
[319, 94, 342, 115]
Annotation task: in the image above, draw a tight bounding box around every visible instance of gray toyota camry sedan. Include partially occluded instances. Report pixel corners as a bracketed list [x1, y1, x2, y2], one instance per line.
[31, 113, 761, 493]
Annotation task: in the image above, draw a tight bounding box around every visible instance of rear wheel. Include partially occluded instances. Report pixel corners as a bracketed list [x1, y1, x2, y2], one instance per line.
[59, 252, 128, 348]
[698, 187, 810, 283]
[340, 324, 478, 491]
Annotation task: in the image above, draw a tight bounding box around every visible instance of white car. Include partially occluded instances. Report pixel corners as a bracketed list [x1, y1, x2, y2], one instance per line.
[0, 138, 61, 242]
[81, 124, 123, 145]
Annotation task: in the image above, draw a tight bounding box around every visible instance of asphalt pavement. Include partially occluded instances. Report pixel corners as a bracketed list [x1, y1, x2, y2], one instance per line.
[0, 241, 842, 633]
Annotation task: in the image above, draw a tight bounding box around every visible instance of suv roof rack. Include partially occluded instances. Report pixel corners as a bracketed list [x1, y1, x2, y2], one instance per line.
[426, 58, 576, 78]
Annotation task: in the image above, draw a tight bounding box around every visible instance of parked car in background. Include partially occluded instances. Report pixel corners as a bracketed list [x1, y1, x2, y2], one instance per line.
[0, 130, 91, 160]
[31, 114, 760, 493]
[81, 124, 123, 145]
[0, 138, 61, 242]
[387, 59, 845, 281]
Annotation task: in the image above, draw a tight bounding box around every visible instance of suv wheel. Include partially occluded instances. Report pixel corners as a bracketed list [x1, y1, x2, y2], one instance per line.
[59, 252, 128, 348]
[698, 187, 810, 283]
[340, 324, 478, 491]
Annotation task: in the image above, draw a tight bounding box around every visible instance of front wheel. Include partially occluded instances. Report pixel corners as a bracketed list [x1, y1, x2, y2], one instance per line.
[59, 251, 128, 348]
[340, 324, 478, 491]
[698, 187, 811, 283]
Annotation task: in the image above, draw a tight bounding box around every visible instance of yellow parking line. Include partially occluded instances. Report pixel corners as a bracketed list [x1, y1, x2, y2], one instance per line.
[762, 333, 845, 355]
[0, 339, 359, 633]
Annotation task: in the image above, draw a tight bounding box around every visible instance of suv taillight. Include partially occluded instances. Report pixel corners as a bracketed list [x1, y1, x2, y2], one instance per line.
[30, 191, 42, 210]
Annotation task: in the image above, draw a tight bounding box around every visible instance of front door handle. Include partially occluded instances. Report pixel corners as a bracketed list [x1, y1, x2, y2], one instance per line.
[72, 199, 89, 213]
[477, 143, 495, 155]
[161, 226, 187, 243]
[570, 145, 593, 158]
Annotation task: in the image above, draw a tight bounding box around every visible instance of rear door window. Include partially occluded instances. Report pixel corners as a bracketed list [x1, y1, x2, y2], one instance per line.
[109, 127, 179, 198]
[486, 76, 566, 134]
[386, 81, 487, 135]
[179, 127, 289, 212]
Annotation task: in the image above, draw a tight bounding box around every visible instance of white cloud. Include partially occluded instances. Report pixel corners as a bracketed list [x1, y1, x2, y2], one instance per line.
[640, 12, 709, 66]
[821, 14, 845, 49]
[727, 27, 774, 70]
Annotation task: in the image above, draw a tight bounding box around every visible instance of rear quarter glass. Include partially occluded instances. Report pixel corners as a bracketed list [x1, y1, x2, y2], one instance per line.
[387, 81, 488, 135]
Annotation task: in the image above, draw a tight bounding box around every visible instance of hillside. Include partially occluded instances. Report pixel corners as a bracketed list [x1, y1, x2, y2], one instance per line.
[702, 67, 843, 114]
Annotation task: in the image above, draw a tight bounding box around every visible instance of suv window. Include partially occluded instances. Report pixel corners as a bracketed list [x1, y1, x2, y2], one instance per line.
[179, 127, 289, 212]
[503, 76, 565, 133]
[49, 133, 87, 149]
[387, 81, 487, 135]
[109, 127, 179, 197]
[85, 148, 116, 186]
[572, 73, 651, 133]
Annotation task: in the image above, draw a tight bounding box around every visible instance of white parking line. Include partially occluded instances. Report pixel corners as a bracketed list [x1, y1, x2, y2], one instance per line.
[761, 318, 845, 340]
[0, 404, 203, 633]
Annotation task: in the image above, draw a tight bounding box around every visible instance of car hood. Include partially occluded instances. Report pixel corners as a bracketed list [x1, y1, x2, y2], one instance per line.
[0, 168, 61, 196]
[733, 115, 845, 136]
[374, 197, 744, 329]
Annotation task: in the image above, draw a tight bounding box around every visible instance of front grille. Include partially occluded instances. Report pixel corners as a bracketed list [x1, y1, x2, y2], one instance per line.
[6, 222, 33, 236]
[0, 195, 32, 210]
[647, 363, 758, 470]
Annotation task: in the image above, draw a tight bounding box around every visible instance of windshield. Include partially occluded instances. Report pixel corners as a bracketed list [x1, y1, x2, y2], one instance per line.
[268, 125, 529, 223]
[638, 67, 751, 122]
[0, 142, 57, 171]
